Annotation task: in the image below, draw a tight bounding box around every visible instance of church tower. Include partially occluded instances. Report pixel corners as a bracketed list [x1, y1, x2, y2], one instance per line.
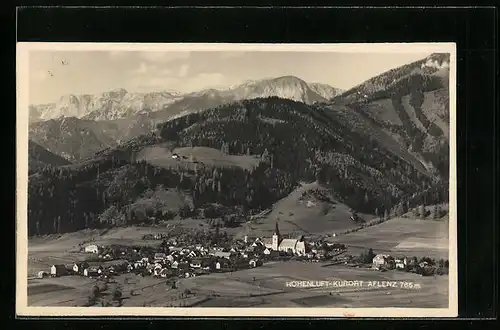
[272, 233, 278, 250]
[272, 219, 281, 250]
[275, 218, 280, 238]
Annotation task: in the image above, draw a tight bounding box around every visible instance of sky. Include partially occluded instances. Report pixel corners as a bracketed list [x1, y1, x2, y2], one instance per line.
[28, 50, 431, 104]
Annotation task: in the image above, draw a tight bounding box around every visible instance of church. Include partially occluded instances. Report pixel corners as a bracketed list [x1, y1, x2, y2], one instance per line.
[261, 220, 306, 255]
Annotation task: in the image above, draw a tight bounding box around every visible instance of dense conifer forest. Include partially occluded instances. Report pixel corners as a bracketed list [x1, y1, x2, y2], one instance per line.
[28, 96, 448, 236]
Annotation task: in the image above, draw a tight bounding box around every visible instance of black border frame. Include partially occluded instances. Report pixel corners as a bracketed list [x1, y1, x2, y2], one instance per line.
[6, 5, 498, 328]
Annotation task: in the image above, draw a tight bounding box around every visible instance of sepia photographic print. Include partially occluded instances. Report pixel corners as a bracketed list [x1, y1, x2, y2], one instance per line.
[16, 43, 457, 317]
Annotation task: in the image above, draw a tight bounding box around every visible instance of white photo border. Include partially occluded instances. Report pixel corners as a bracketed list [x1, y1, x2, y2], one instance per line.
[16, 42, 458, 318]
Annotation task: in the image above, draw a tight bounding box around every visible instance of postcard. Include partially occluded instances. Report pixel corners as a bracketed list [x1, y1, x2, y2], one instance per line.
[16, 42, 457, 317]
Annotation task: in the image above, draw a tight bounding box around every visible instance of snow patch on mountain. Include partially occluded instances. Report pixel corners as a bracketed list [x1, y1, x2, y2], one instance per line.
[29, 77, 343, 122]
[308, 83, 344, 100]
[30, 89, 184, 122]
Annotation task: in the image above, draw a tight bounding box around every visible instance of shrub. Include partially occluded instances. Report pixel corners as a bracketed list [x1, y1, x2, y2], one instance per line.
[359, 248, 376, 264]
[321, 203, 330, 215]
[91, 285, 100, 298]
[112, 288, 122, 301]
[86, 295, 96, 306]
[98, 282, 108, 293]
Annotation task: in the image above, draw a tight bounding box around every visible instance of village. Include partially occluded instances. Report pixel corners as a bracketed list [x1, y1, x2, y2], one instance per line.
[38, 221, 449, 284]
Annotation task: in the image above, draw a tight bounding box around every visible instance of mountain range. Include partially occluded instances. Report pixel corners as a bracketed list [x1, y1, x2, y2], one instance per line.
[29, 76, 343, 123]
[27, 52, 451, 236]
[29, 76, 343, 162]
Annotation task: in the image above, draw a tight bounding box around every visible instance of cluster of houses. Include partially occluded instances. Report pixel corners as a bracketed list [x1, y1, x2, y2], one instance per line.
[39, 219, 450, 282]
[43, 248, 259, 280]
[242, 221, 347, 260]
[371, 253, 449, 276]
[40, 222, 352, 280]
[42, 242, 266, 280]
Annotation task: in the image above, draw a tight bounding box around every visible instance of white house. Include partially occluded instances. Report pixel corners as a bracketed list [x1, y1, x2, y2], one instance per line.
[154, 253, 167, 262]
[419, 261, 429, 268]
[84, 244, 100, 254]
[190, 259, 202, 269]
[215, 261, 221, 270]
[153, 267, 162, 277]
[395, 257, 407, 269]
[37, 271, 48, 279]
[83, 268, 99, 277]
[263, 237, 274, 250]
[73, 262, 89, 274]
[171, 260, 179, 269]
[372, 254, 390, 268]
[50, 264, 68, 277]
[213, 251, 231, 259]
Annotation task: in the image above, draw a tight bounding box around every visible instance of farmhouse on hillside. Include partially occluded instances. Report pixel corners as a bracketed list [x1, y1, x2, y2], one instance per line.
[84, 244, 100, 254]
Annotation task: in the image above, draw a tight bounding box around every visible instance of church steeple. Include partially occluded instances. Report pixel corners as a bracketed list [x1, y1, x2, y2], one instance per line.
[272, 218, 281, 251]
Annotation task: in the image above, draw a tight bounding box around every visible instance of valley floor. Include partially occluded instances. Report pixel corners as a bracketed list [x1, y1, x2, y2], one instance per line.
[25, 214, 451, 309]
[27, 261, 449, 308]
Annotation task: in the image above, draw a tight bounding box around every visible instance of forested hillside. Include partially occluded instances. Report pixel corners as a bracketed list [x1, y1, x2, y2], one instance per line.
[330, 53, 450, 179]
[28, 97, 447, 237]
[28, 140, 72, 175]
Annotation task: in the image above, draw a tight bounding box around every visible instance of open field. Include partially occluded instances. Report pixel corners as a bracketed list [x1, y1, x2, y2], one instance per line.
[26, 201, 450, 307]
[187, 261, 448, 308]
[328, 215, 449, 259]
[364, 99, 402, 125]
[136, 144, 261, 172]
[27, 261, 448, 308]
[236, 182, 374, 239]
